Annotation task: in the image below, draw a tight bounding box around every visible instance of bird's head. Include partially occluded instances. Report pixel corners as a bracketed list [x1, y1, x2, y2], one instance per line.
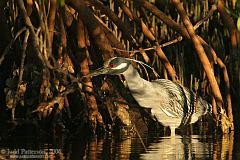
[87, 57, 131, 77]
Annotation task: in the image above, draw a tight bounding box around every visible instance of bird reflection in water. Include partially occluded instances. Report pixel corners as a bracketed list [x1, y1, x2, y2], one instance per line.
[58, 132, 235, 159]
[140, 133, 235, 160]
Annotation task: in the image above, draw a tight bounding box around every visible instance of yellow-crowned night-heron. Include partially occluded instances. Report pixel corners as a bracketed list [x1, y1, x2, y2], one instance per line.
[87, 57, 212, 136]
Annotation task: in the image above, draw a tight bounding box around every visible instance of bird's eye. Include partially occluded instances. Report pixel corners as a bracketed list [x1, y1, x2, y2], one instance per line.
[109, 63, 117, 68]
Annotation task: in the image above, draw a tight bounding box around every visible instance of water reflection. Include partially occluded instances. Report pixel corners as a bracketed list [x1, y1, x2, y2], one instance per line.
[0, 132, 238, 159]
[140, 135, 212, 160]
[61, 132, 236, 160]
[140, 133, 235, 160]
[63, 135, 134, 160]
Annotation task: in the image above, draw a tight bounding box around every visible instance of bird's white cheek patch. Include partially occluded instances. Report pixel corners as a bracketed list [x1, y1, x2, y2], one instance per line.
[112, 63, 128, 70]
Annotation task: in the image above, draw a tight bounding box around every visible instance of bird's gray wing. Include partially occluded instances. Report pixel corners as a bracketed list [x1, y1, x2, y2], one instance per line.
[152, 79, 189, 119]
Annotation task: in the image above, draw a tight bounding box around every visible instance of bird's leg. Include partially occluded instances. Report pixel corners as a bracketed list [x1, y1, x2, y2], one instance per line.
[170, 127, 176, 136]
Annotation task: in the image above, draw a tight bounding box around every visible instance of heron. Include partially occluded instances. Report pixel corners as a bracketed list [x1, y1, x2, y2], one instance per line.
[86, 57, 212, 136]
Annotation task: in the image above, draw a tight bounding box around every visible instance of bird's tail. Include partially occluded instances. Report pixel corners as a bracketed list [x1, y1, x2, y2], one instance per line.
[200, 99, 212, 115]
[206, 102, 212, 114]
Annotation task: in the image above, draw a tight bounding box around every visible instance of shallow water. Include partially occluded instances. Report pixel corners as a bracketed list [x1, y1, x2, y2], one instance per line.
[140, 135, 228, 160]
[0, 131, 239, 159]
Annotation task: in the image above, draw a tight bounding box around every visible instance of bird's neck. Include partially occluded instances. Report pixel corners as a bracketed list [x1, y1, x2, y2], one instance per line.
[122, 64, 149, 91]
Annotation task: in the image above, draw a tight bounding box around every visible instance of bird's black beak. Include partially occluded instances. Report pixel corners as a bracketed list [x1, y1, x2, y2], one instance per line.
[84, 66, 111, 78]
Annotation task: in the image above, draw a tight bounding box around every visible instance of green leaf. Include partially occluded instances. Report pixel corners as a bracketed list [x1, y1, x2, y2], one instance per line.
[237, 17, 240, 31]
